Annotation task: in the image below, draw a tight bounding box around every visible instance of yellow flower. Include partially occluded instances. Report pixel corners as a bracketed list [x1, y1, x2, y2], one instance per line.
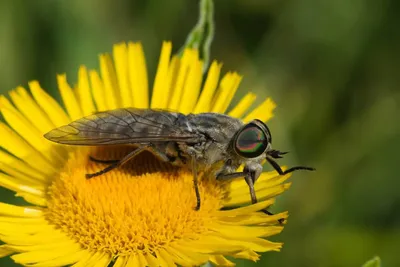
[0, 41, 292, 266]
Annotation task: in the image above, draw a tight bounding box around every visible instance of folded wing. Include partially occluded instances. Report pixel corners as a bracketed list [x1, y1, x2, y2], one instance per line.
[44, 108, 200, 145]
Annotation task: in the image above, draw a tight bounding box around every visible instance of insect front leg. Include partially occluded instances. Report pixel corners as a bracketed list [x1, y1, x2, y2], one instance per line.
[216, 170, 259, 205]
[86, 144, 149, 179]
[217, 170, 285, 224]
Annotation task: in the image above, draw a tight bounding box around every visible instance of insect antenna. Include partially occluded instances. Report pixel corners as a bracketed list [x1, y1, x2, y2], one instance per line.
[267, 149, 288, 159]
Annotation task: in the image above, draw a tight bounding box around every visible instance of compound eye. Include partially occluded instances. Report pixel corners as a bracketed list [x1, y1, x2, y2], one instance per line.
[235, 124, 269, 158]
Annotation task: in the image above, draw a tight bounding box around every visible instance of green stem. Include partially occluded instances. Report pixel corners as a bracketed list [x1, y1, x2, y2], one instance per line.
[178, 0, 215, 72]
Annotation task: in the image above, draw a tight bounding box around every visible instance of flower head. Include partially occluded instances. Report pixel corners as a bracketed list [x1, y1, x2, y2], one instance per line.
[0, 42, 291, 266]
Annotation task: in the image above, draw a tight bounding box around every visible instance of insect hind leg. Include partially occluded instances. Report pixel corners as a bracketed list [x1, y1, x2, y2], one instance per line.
[86, 144, 149, 179]
[89, 156, 120, 164]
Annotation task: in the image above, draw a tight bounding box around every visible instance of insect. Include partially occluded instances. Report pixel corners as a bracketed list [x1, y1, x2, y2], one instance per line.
[44, 108, 314, 213]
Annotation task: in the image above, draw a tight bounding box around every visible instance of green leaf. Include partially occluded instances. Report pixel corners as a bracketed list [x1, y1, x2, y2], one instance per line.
[362, 256, 381, 267]
[200, 262, 213, 267]
[179, 0, 215, 72]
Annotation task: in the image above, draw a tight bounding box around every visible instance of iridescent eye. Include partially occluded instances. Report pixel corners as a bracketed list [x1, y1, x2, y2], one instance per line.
[234, 123, 269, 158]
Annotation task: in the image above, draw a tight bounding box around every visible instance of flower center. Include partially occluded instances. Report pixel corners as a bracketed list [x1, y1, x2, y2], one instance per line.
[45, 146, 225, 256]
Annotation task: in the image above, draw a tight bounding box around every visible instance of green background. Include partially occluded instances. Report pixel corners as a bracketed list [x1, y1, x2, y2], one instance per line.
[0, 0, 399, 266]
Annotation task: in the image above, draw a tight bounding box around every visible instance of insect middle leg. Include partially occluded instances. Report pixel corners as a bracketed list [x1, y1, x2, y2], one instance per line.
[191, 157, 201, 211]
[86, 144, 149, 179]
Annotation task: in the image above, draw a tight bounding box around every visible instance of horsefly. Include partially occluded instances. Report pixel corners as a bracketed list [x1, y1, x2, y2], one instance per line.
[44, 108, 315, 217]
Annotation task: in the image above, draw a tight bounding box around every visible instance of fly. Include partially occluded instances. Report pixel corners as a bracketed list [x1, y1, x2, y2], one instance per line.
[44, 108, 315, 219]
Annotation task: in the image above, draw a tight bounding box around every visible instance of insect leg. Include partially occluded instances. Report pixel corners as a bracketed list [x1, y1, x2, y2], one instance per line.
[89, 156, 120, 164]
[216, 172, 247, 181]
[246, 173, 285, 224]
[191, 157, 201, 211]
[217, 171, 284, 224]
[216, 172, 256, 203]
[147, 146, 171, 162]
[244, 172, 258, 205]
[86, 144, 149, 179]
[265, 157, 315, 175]
[217, 172, 257, 204]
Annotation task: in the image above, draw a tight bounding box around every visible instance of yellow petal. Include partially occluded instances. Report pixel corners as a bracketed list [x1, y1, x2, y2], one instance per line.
[229, 171, 289, 191]
[137, 253, 148, 267]
[0, 226, 67, 246]
[209, 223, 283, 239]
[0, 95, 45, 145]
[93, 253, 112, 267]
[163, 56, 180, 108]
[6, 239, 77, 253]
[225, 184, 291, 206]
[145, 253, 161, 267]
[113, 256, 127, 267]
[168, 49, 194, 111]
[219, 211, 288, 226]
[228, 237, 283, 252]
[154, 250, 171, 267]
[125, 254, 140, 267]
[23, 250, 89, 267]
[128, 42, 149, 108]
[89, 70, 107, 111]
[216, 199, 275, 216]
[179, 236, 244, 253]
[0, 172, 44, 196]
[220, 74, 243, 113]
[100, 54, 119, 109]
[0, 105, 63, 168]
[0, 221, 54, 235]
[81, 252, 104, 266]
[231, 249, 260, 261]
[209, 255, 235, 266]
[15, 192, 47, 207]
[113, 43, 132, 108]
[228, 92, 257, 118]
[193, 61, 222, 113]
[9, 87, 55, 133]
[157, 249, 177, 267]
[163, 246, 192, 266]
[29, 81, 71, 127]
[77, 66, 96, 115]
[0, 203, 42, 217]
[0, 245, 14, 258]
[243, 97, 276, 123]
[211, 72, 242, 113]
[168, 243, 208, 265]
[57, 74, 83, 121]
[151, 41, 172, 109]
[70, 251, 97, 267]
[179, 53, 203, 114]
[11, 242, 81, 264]
[0, 122, 56, 175]
[0, 150, 47, 184]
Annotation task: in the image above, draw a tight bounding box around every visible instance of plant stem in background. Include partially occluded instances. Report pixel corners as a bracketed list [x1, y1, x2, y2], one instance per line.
[178, 0, 214, 72]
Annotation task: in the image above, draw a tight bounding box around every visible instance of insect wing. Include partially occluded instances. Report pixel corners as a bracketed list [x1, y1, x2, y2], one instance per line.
[44, 108, 200, 145]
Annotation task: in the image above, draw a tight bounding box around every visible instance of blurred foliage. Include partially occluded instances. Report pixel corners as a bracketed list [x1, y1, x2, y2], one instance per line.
[0, 0, 399, 266]
[362, 256, 381, 267]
